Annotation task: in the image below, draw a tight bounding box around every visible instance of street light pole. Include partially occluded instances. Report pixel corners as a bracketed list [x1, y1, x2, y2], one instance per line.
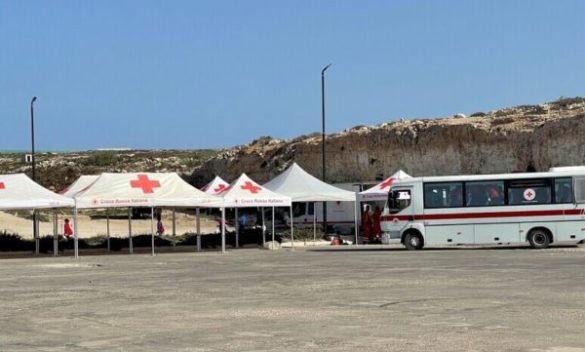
[31, 96, 39, 255]
[321, 64, 331, 234]
[31, 96, 37, 180]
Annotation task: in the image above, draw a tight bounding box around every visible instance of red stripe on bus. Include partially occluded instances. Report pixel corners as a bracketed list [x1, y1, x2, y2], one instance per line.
[381, 209, 582, 222]
[297, 221, 356, 224]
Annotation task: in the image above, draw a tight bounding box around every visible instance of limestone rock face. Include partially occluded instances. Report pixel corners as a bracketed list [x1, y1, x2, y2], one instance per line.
[193, 98, 585, 183]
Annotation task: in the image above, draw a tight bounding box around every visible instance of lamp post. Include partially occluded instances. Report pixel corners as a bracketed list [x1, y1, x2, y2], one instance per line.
[31, 96, 37, 180]
[31, 96, 39, 255]
[321, 64, 331, 234]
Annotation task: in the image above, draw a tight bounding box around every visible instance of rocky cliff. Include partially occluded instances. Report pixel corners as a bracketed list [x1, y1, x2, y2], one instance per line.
[3, 98, 585, 189]
[190, 97, 585, 184]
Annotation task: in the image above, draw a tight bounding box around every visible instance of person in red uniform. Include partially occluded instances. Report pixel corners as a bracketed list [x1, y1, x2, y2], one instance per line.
[64, 218, 73, 239]
[372, 206, 382, 242]
[361, 205, 372, 242]
[156, 213, 165, 236]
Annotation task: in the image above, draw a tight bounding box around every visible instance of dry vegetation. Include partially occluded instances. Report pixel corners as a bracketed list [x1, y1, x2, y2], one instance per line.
[0, 149, 220, 191]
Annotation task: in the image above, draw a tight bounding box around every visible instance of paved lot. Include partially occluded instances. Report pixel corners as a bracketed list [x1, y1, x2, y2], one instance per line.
[1, 245, 585, 352]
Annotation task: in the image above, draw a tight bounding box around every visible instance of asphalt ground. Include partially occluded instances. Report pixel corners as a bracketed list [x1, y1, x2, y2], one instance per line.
[1, 245, 585, 352]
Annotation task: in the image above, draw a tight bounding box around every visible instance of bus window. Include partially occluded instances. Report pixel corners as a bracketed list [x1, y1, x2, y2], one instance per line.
[465, 181, 504, 207]
[308, 202, 315, 216]
[507, 179, 552, 205]
[423, 182, 463, 208]
[387, 189, 411, 214]
[554, 178, 573, 204]
[292, 203, 306, 217]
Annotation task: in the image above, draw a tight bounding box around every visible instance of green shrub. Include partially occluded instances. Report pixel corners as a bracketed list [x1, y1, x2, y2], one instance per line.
[279, 228, 325, 241]
[87, 152, 118, 167]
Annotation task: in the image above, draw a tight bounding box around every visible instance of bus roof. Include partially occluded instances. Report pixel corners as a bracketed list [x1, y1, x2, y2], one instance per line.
[389, 167, 585, 186]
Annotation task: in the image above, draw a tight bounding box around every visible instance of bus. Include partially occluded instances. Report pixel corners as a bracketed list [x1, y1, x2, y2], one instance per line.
[380, 167, 585, 250]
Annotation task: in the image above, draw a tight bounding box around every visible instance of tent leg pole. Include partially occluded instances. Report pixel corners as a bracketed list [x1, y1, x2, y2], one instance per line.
[106, 211, 110, 252]
[53, 211, 58, 257]
[271, 207, 275, 249]
[172, 208, 176, 236]
[261, 207, 265, 247]
[313, 203, 317, 243]
[290, 206, 294, 250]
[128, 208, 133, 254]
[221, 207, 226, 254]
[354, 200, 358, 246]
[34, 209, 39, 256]
[74, 207, 79, 259]
[196, 208, 201, 252]
[151, 207, 155, 256]
[235, 208, 239, 248]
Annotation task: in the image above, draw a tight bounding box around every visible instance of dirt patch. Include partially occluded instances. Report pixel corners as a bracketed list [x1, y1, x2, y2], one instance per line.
[0, 211, 225, 239]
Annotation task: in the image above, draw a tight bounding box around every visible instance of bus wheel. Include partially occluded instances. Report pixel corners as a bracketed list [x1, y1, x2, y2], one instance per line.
[528, 229, 550, 249]
[404, 233, 424, 250]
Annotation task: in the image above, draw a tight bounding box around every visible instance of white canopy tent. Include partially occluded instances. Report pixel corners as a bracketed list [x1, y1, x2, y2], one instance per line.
[263, 163, 358, 243]
[0, 173, 75, 255]
[0, 173, 75, 210]
[359, 170, 412, 201]
[218, 173, 292, 252]
[75, 173, 222, 209]
[73, 172, 222, 258]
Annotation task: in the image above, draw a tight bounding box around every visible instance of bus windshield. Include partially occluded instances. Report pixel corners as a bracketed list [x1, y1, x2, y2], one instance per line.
[387, 189, 411, 214]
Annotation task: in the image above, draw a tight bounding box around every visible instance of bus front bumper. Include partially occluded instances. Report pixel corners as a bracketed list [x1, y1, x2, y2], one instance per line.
[381, 232, 402, 245]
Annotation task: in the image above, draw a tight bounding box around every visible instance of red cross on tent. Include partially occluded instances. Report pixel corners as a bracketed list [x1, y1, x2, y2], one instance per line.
[241, 181, 262, 194]
[379, 178, 395, 190]
[130, 174, 161, 194]
[214, 184, 228, 193]
[0, 182, 5, 190]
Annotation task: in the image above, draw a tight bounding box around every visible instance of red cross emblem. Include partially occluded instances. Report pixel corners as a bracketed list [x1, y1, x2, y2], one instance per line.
[0, 182, 5, 190]
[523, 188, 536, 201]
[130, 174, 161, 194]
[241, 181, 262, 194]
[379, 178, 395, 190]
[214, 184, 228, 193]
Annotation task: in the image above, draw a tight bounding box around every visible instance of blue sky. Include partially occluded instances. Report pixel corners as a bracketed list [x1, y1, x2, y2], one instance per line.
[1, 0, 584, 151]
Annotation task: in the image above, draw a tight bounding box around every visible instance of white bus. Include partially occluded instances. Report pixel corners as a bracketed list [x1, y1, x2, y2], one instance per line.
[381, 167, 585, 250]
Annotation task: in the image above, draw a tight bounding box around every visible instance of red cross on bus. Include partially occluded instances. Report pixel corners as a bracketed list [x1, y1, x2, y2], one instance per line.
[523, 188, 536, 201]
[130, 174, 161, 194]
[241, 181, 262, 194]
[379, 178, 395, 189]
[0, 182, 5, 190]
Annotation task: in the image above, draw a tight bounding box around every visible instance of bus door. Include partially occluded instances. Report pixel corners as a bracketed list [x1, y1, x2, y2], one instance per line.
[576, 177, 585, 211]
[566, 176, 585, 241]
[382, 188, 413, 241]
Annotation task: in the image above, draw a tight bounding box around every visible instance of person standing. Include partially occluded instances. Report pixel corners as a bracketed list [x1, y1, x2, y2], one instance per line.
[372, 206, 382, 241]
[361, 205, 372, 242]
[63, 218, 74, 240]
[156, 214, 165, 236]
[238, 212, 248, 232]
